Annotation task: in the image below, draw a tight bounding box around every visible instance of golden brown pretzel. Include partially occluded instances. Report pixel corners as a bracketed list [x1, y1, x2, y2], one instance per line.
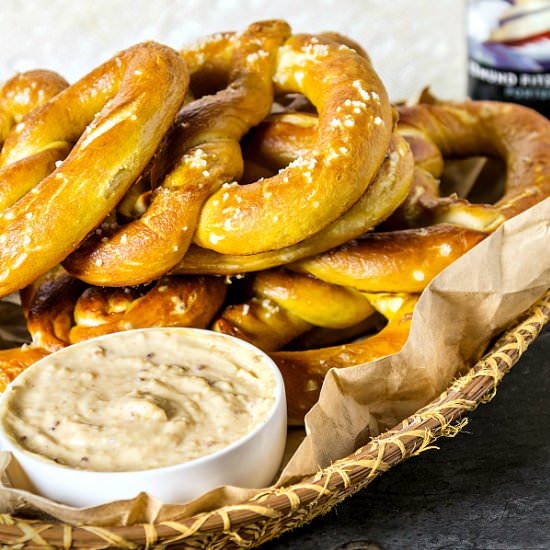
[20, 269, 226, 348]
[213, 226, 486, 349]
[246, 97, 550, 235]
[0, 70, 68, 143]
[291, 224, 486, 293]
[213, 270, 376, 351]
[194, 32, 392, 254]
[0, 347, 49, 392]
[0, 70, 70, 211]
[1, 270, 226, 387]
[64, 24, 395, 285]
[267, 224, 485, 424]
[213, 223, 483, 423]
[64, 21, 291, 285]
[214, 222, 485, 424]
[0, 42, 187, 297]
[69, 275, 226, 343]
[274, 295, 417, 425]
[394, 100, 550, 229]
[173, 128, 413, 274]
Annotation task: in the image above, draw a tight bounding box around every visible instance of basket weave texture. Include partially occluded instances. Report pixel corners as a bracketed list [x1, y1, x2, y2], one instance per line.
[0, 289, 548, 549]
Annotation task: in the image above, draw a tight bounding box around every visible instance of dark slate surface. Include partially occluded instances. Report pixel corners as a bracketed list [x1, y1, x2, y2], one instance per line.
[263, 323, 550, 550]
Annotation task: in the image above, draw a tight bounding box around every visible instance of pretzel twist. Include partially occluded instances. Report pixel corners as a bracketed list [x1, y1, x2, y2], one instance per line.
[69, 276, 226, 343]
[194, 33, 392, 254]
[212, 98, 550, 421]
[214, 222, 486, 424]
[0, 347, 49, 393]
[0, 42, 188, 297]
[214, 271, 417, 424]
[0, 70, 68, 143]
[0, 70, 69, 212]
[274, 295, 417, 424]
[20, 269, 226, 350]
[394, 100, 550, 229]
[2, 22, 550, 428]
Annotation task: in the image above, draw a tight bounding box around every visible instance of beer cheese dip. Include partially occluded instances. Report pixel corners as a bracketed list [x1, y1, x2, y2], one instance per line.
[0, 329, 278, 472]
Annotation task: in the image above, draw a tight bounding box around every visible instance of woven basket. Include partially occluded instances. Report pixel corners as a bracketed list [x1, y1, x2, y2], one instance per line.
[0, 289, 548, 549]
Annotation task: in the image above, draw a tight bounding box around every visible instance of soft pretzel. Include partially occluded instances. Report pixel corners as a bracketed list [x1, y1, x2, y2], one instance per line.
[291, 224, 486, 293]
[173, 129, 413, 274]
[269, 224, 485, 424]
[194, 32, 392, 254]
[0, 270, 226, 385]
[213, 220, 486, 424]
[274, 295, 418, 425]
[20, 269, 226, 348]
[245, 98, 550, 235]
[175, 98, 550, 281]
[213, 270, 376, 351]
[0, 70, 69, 211]
[3, 23, 548, 431]
[394, 100, 550, 229]
[212, 224, 485, 349]
[69, 276, 226, 343]
[64, 21, 291, 285]
[0, 42, 187, 297]
[20, 267, 85, 351]
[0, 70, 68, 143]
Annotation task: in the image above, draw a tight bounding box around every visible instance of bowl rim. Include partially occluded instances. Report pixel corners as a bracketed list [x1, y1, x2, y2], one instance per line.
[0, 326, 287, 477]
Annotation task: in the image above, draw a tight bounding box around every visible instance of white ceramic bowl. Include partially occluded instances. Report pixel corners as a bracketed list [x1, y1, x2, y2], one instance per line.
[0, 328, 287, 507]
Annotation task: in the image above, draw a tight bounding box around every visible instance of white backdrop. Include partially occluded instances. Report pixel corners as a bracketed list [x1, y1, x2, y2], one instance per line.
[0, 0, 465, 102]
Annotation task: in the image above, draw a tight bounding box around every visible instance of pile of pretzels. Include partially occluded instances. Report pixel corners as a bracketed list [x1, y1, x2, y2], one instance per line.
[0, 20, 548, 425]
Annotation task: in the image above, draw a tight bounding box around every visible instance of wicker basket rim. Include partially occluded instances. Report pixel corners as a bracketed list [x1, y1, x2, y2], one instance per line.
[0, 289, 548, 549]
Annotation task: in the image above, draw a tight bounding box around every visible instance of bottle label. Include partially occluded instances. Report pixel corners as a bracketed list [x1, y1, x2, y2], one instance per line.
[467, 0, 550, 116]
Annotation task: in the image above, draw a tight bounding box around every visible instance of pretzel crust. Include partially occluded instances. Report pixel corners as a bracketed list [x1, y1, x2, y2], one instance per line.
[69, 276, 226, 343]
[0, 70, 70, 211]
[1, 22, 549, 430]
[292, 224, 486, 293]
[0, 70, 68, 143]
[20, 267, 85, 351]
[20, 268, 227, 348]
[213, 270, 375, 351]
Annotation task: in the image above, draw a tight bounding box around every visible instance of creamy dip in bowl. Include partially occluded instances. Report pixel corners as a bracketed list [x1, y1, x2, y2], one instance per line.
[0, 328, 287, 506]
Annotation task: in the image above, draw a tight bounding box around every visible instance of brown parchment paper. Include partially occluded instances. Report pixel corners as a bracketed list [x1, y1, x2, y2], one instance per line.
[0, 197, 548, 526]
